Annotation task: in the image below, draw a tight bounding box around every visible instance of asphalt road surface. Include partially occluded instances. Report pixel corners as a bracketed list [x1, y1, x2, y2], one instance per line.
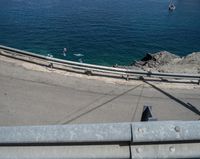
[0, 58, 200, 126]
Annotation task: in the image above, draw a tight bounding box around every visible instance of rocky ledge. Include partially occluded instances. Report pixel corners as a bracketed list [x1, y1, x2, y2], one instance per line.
[131, 51, 200, 74]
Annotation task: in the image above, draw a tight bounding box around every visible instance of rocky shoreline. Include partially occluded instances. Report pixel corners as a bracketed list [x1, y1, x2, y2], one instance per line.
[115, 51, 200, 74]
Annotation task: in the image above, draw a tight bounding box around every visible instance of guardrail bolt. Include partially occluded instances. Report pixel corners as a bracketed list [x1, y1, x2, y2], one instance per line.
[174, 126, 180, 132]
[138, 127, 144, 133]
[135, 147, 142, 153]
[169, 146, 175, 152]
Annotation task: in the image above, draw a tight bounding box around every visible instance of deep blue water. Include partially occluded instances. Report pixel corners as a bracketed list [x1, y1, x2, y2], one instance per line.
[0, 0, 200, 66]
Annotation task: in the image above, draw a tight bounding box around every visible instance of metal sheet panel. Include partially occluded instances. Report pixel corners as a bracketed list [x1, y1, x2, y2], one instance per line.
[0, 123, 131, 144]
[0, 145, 130, 159]
[132, 121, 200, 142]
[131, 143, 200, 159]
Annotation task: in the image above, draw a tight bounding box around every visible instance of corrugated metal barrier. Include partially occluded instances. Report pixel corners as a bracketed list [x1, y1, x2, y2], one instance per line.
[0, 45, 200, 83]
[0, 121, 199, 158]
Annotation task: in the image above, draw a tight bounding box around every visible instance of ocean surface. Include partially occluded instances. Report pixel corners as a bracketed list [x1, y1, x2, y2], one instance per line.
[0, 0, 200, 66]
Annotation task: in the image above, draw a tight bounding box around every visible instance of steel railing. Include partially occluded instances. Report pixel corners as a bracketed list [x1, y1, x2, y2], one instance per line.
[0, 121, 199, 158]
[0, 45, 200, 83]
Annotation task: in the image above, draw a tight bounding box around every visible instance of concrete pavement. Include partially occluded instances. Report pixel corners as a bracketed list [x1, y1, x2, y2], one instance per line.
[0, 56, 200, 126]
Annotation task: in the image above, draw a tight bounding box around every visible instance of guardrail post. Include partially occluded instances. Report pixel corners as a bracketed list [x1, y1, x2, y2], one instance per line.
[126, 74, 130, 81]
[138, 76, 144, 80]
[48, 63, 53, 68]
[198, 79, 200, 85]
[85, 70, 92, 76]
[147, 71, 152, 77]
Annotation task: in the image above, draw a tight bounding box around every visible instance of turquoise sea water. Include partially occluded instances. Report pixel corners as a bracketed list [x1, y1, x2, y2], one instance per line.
[0, 0, 200, 66]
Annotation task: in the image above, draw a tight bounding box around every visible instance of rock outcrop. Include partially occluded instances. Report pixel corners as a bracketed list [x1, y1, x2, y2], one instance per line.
[132, 51, 200, 74]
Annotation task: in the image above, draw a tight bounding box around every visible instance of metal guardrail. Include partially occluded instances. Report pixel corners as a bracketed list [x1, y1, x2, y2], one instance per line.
[0, 121, 199, 158]
[0, 45, 200, 83]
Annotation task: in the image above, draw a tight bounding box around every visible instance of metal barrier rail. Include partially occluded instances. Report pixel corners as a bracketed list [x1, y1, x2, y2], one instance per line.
[0, 45, 200, 82]
[0, 121, 199, 158]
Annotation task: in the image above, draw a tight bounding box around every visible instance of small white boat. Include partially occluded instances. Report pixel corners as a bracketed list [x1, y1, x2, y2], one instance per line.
[169, 1, 176, 11]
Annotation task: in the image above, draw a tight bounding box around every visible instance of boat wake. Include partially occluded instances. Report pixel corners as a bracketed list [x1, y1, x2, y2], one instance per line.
[73, 53, 84, 57]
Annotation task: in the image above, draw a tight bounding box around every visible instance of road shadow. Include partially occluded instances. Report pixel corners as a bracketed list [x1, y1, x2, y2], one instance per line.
[135, 76, 199, 85]
[60, 84, 142, 124]
[144, 81, 200, 116]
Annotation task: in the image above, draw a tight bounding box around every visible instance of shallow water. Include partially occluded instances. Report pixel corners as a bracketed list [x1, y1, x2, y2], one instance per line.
[0, 0, 200, 66]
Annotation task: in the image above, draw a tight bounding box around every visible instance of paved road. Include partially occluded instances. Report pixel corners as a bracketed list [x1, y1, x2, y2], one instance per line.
[0, 58, 200, 126]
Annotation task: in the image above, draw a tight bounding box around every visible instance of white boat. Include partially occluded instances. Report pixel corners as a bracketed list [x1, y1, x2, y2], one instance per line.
[169, 1, 176, 11]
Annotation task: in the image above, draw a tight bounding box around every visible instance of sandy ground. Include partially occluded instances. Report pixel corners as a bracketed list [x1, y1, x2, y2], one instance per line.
[0, 54, 200, 126]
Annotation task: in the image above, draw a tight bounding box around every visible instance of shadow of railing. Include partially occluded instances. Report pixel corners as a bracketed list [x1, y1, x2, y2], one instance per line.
[60, 84, 142, 124]
[144, 81, 200, 116]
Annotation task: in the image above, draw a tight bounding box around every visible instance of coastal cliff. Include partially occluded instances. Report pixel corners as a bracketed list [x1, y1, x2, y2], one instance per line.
[132, 51, 200, 74]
